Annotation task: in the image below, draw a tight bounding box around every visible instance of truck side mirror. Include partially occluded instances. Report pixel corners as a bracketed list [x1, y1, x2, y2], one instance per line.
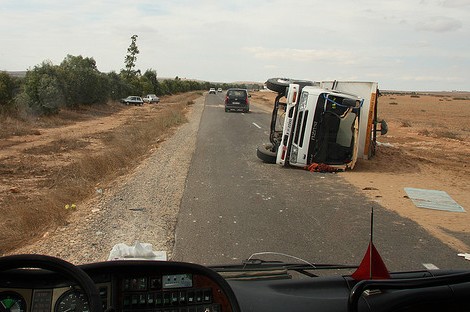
[376, 119, 388, 135]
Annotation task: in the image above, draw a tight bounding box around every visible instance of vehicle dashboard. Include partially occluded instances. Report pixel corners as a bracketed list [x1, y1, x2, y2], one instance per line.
[0, 259, 237, 312]
[2, 255, 470, 312]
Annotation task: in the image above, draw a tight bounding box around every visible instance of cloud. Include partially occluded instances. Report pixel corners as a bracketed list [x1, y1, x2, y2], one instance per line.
[244, 47, 356, 65]
[415, 16, 462, 32]
[264, 65, 279, 69]
[400, 75, 461, 82]
[0, 0, 469, 90]
[440, 0, 470, 7]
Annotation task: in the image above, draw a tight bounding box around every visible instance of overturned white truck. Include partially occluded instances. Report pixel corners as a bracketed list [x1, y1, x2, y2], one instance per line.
[256, 78, 387, 170]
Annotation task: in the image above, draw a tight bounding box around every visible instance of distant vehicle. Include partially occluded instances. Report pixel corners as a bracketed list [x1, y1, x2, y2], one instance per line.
[121, 96, 143, 106]
[209, 88, 216, 94]
[217, 88, 222, 93]
[225, 88, 250, 113]
[143, 94, 160, 104]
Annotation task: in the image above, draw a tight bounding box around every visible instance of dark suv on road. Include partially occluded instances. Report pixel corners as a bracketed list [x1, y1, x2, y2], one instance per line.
[225, 88, 250, 113]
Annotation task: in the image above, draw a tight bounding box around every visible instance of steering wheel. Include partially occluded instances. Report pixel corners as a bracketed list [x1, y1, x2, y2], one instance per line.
[0, 254, 102, 312]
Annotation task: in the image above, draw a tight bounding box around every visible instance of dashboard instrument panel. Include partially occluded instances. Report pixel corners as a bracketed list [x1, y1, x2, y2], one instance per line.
[0, 260, 238, 312]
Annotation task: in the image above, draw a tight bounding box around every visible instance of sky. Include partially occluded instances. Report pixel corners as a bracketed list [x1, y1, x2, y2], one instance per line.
[0, 0, 469, 91]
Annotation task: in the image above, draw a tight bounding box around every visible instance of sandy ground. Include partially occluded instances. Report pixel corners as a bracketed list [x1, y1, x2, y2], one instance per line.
[8, 96, 205, 263]
[252, 90, 470, 253]
[1, 90, 469, 256]
[344, 92, 470, 253]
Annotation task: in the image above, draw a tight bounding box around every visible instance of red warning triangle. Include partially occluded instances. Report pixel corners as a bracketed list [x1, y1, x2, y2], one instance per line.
[352, 242, 390, 280]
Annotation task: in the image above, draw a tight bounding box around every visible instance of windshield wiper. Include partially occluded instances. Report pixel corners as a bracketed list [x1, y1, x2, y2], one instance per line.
[209, 258, 358, 279]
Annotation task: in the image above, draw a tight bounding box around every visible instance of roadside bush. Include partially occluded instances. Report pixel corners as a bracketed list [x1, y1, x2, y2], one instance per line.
[140, 75, 154, 95]
[400, 120, 412, 127]
[157, 80, 171, 95]
[58, 55, 109, 107]
[436, 130, 460, 140]
[107, 71, 129, 100]
[142, 69, 159, 95]
[418, 129, 431, 136]
[0, 71, 20, 114]
[21, 61, 64, 115]
[3, 53, 250, 118]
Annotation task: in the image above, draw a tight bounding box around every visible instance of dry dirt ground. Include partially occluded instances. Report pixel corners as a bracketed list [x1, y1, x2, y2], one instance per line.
[347, 92, 470, 254]
[1, 90, 469, 256]
[0, 93, 197, 254]
[251, 90, 470, 254]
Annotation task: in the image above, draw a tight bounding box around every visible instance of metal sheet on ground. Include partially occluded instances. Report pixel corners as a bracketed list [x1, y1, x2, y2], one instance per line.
[405, 187, 465, 212]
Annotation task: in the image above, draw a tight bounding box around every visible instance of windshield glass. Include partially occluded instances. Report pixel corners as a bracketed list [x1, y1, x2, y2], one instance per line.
[0, 1, 469, 278]
[227, 90, 247, 98]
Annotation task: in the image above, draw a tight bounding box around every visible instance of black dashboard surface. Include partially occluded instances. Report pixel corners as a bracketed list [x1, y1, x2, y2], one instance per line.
[2, 257, 470, 312]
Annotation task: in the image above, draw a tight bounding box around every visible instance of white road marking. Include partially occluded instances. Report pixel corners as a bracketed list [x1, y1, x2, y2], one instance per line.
[422, 263, 439, 270]
[252, 122, 261, 129]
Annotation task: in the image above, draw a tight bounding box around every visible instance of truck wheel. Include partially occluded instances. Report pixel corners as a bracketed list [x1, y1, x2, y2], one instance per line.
[257, 144, 277, 164]
[266, 78, 292, 95]
[266, 78, 315, 95]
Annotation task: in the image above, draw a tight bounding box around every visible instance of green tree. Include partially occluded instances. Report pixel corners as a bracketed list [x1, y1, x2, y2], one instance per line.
[142, 69, 159, 94]
[139, 75, 153, 95]
[157, 80, 169, 95]
[0, 71, 20, 113]
[107, 71, 128, 100]
[58, 55, 106, 107]
[21, 61, 64, 115]
[123, 35, 139, 79]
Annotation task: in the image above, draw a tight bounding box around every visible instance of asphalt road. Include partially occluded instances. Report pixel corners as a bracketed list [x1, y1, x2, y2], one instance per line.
[173, 92, 468, 272]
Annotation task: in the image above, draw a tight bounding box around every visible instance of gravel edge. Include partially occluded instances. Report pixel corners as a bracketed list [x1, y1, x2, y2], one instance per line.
[12, 96, 205, 264]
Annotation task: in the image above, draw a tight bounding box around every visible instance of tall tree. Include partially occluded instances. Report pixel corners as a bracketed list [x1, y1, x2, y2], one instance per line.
[123, 35, 139, 79]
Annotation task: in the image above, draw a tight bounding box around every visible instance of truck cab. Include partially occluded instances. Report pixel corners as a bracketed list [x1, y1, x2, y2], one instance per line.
[278, 86, 361, 169]
[258, 78, 384, 170]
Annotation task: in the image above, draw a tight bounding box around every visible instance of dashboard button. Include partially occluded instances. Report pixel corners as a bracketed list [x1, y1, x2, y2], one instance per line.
[122, 295, 131, 308]
[179, 291, 187, 305]
[195, 290, 203, 303]
[139, 294, 146, 306]
[203, 290, 211, 303]
[163, 292, 171, 305]
[147, 293, 154, 306]
[171, 292, 179, 305]
[131, 294, 138, 306]
[187, 291, 195, 304]
[155, 292, 163, 306]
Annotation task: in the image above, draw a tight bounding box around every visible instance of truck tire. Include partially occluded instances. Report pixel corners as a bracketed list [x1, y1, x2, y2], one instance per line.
[257, 144, 277, 164]
[265, 78, 292, 95]
[266, 78, 315, 95]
